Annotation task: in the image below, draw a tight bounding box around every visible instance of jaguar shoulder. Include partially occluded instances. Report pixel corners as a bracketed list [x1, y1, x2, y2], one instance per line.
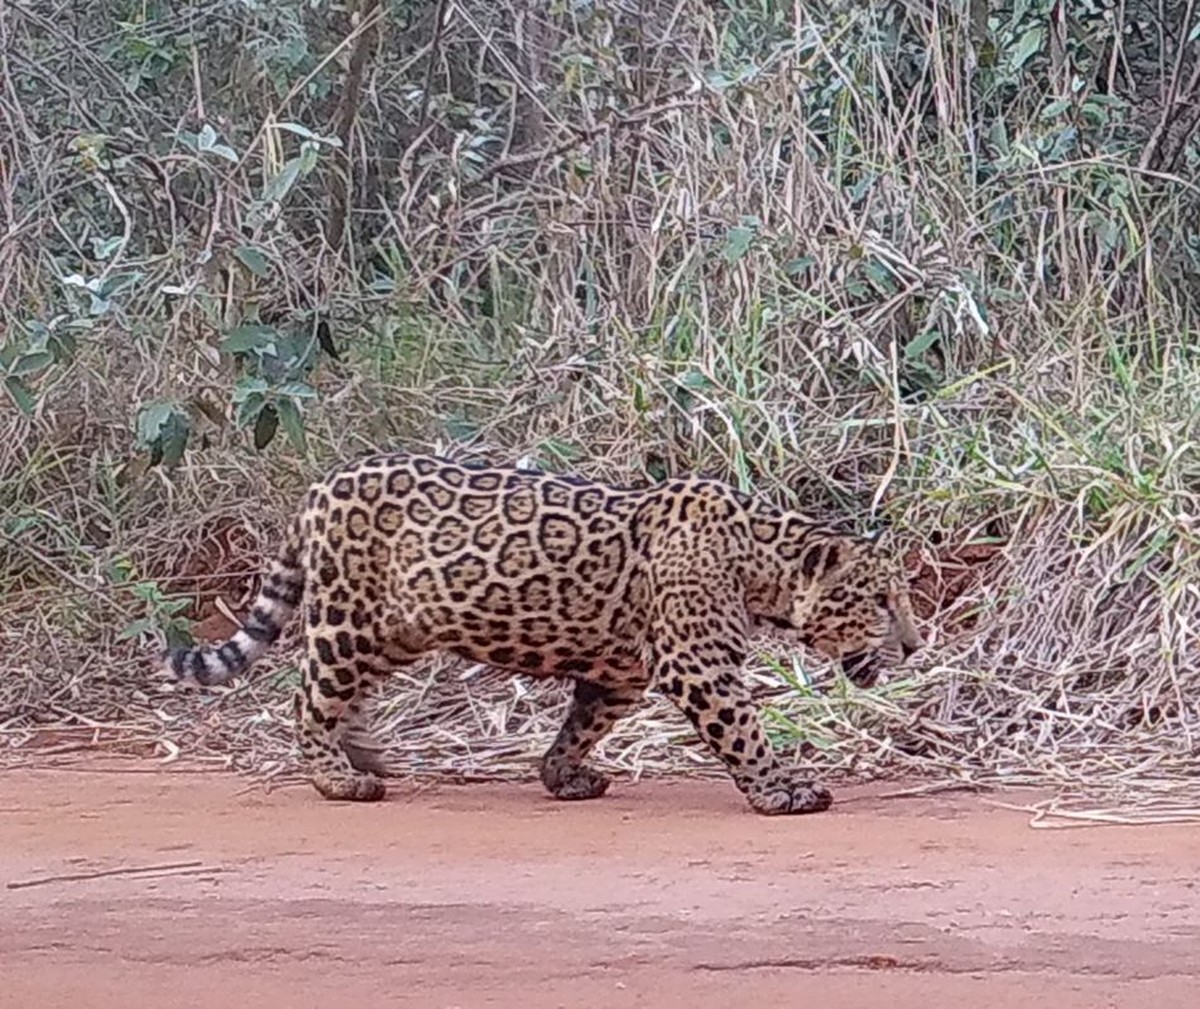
[163, 451, 923, 814]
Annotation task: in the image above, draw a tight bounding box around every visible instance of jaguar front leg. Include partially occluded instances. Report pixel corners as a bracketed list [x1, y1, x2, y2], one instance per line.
[651, 657, 832, 816]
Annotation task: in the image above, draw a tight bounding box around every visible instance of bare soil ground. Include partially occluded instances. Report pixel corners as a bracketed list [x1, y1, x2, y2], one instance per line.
[2, 763, 1197, 1008]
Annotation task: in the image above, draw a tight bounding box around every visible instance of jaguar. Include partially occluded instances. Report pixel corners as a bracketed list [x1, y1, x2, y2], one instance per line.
[163, 451, 923, 815]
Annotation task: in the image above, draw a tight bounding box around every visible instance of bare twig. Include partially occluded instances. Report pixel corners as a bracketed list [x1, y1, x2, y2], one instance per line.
[8, 860, 209, 890]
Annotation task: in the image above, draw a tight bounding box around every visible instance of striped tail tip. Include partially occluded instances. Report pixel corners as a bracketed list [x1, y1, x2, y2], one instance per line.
[162, 638, 252, 687]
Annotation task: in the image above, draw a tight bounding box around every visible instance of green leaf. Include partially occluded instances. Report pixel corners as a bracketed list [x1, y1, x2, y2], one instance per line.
[231, 375, 270, 403]
[254, 401, 279, 449]
[848, 174, 874, 202]
[262, 156, 304, 204]
[444, 415, 479, 442]
[135, 403, 190, 468]
[221, 324, 277, 355]
[233, 245, 271, 277]
[235, 392, 266, 429]
[631, 378, 648, 413]
[298, 142, 319, 174]
[4, 515, 41, 536]
[276, 397, 307, 453]
[989, 117, 1010, 156]
[1011, 27, 1042, 69]
[863, 258, 896, 293]
[722, 225, 755, 262]
[116, 618, 156, 641]
[1045, 126, 1077, 161]
[11, 350, 54, 376]
[136, 401, 174, 446]
[905, 329, 941, 361]
[645, 456, 668, 482]
[276, 380, 318, 399]
[275, 121, 320, 140]
[131, 581, 162, 602]
[158, 410, 191, 468]
[1040, 98, 1070, 119]
[4, 375, 35, 414]
[91, 235, 123, 261]
[164, 623, 194, 649]
[538, 438, 581, 466]
[195, 123, 237, 162]
[275, 122, 342, 147]
[46, 328, 79, 363]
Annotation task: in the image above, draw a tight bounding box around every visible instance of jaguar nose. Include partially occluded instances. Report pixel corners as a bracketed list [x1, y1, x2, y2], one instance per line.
[901, 640, 919, 659]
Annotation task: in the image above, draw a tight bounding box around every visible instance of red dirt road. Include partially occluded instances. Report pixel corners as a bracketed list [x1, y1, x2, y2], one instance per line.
[2, 766, 1197, 1008]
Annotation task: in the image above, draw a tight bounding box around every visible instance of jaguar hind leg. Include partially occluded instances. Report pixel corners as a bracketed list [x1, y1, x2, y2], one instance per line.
[340, 686, 391, 777]
[342, 734, 390, 777]
[540, 679, 647, 800]
[294, 659, 386, 802]
[296, 614, 424, 802]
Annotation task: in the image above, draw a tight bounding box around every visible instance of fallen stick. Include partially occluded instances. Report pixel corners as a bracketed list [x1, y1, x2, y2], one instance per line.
[7, 859, 207, 891]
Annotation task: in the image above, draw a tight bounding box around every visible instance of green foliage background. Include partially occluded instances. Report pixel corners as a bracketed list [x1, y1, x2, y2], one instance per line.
[2, 0, 1199, 789]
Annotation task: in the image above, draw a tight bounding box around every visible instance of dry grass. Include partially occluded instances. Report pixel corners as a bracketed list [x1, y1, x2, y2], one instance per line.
[2, 1, 1200, 823]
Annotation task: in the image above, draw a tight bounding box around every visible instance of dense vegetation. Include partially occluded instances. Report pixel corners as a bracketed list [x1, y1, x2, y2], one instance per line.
[3, 1, 1199, 810]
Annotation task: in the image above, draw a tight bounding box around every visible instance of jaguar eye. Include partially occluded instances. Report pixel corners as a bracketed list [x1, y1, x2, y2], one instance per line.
[875, 593, 889, 609]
